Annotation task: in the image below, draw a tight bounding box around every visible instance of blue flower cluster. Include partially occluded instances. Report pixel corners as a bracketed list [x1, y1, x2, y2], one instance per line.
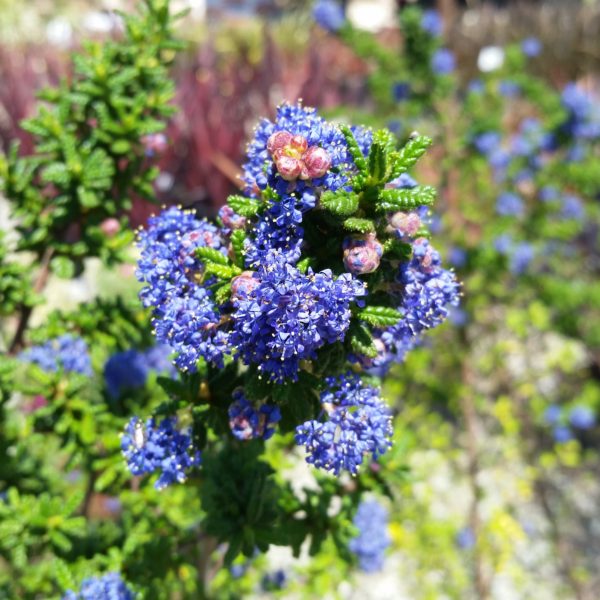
[295, 373, 392, 475]
[136, 206, 230, 371]
[62, 572, 135, 600]
[431, 48, 455, 75]
[544, 404, 595, 443]
[243, 103, 371, 266]
[421, 9, 442, 37]
[104, 344, 175, 398]
[348, 499, 391, 572]
[231, 250, 366, 381]
[228, 389, 281, 440]
[20, 334, 92, 376]
[494, 235, 534, 275]
[121, 416, 201, 489]
[561, 83, 600, 141]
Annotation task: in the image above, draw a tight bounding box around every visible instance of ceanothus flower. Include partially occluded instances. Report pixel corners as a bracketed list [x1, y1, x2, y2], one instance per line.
[421, 9, 443, 37]
[104, 345, 175, 399]
[569, 406, 595, 430]
[496, 192, 524, 217]
[343, 234, 383, 274]
[136, 206, 230, 371]
[121, 416, 201, 490]
[295, 373, 392, 475]
[473, 131, 501, 156]
[242, 103, 372, 265]
[348, 499, 391, 572]
[62, 572, 135, 600]
[313, 0, 345, 32]
[431, 48, 455, 75]
[521, 37, 542, 58]
[20, 334, 92, 376]
[228, 389, 281, 441]
[392, 81, 411, 102]
[231, 251, 366, 382]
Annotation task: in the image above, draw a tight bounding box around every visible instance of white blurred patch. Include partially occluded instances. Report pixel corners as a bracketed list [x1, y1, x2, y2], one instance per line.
[46, 18, 72, 47]
[478, 46, 505, 72]
[347, 0, 396, 32]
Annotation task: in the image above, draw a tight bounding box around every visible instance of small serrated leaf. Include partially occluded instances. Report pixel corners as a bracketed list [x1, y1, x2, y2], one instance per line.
[368, 142, 387, 183]
[389, 134, 432, 179]
[228, 195, 261, 217]
[358, 306, 402, 327]
[320, 191, 359, 217]
[195, 246, 229, 265]
[343, 217, 375, 233]
[348, 323, 378, 358]
[215, 283, 232, 305]
[377, 186, 436, 212]
[339, 125, 367, 172]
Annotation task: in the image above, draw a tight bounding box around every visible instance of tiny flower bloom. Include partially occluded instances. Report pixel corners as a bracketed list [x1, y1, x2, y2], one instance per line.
[522, 37, 542, 57]
[218, 205, 246, 230]
[231, 271, 260, 300]
[274, 154, 303, 181]
[142, 132, 168, 157]
[388, 211, 421, 237]
[228, 389, 281, 441]
[431, 48, 455, 75]
[267, 130, 293, 154]
[313, 0, 345, 32]
[343, 234, 383, 274]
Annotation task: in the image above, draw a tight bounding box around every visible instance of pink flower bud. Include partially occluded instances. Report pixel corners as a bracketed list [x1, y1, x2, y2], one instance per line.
[267, 130, 293, 155]
[142, 133, 168, 157]
[388, 211, 421, 237]
[274, 154, 303, 181]
[289, 135, 308, 154]
[303, 146, 332, 179]
[343, 234, 383, 274]
[100, 218, 120, 237]
[231, 271, 259, 299]
[219, 205, 246, 230]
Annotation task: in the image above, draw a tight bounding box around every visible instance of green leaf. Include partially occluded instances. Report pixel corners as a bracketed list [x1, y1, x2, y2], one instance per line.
[77, 185, 100, 208]
[320, 191, 359, 217]
[110, 139, 132, 154]
[195, 246, 229, 265]
[389, 134, 432, 178]
[348, 323, 378, 358]
[339, 124, 367, 172]
[50, 256, 75, 279]
[215, 283, 232, 305]
[383, 239, 413, 260]
[296, 257, 312, 273]
[228, 195, 261, 217]
[230, 230, 246, 267]
[368, 142, 387, 183]
[204, 263, 238, 280]
[357, 306, 402, 327]
[157, 376, 184, 396]
[54, 559, 76, 592]
[377, 186, 436, 212]
[41, 163, 70, 185]
[343, 217, 375, 233]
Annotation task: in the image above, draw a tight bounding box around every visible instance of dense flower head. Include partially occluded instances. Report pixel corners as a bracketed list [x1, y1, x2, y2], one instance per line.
[228, 389, 281, 440]
[20, 334, 92, 376]
[104, 345, 175, 398]
[343, 234, 383, 274]
[62, 572, 135, 600]
[121, 416, 201, 490]
[473, 131, 501, 156]
[295, 373, 392, 475]
[431, 48, 455, 75]
[392, 81, 411, 102]
[569, 406, 595, 430]
[499, 80, 520, 98]
[136, 206, 229, 371]
[313, 0, 345, 32]
[231, 251, 366, 381]
[348, 500, 391, 572]
[561, 83, 600, 140]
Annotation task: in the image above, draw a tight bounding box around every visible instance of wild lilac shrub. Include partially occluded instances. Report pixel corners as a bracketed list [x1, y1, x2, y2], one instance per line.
[134, 103, 459, 483]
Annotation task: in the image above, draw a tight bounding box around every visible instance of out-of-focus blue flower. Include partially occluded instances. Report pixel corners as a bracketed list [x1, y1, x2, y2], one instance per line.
[448, 306, 468, 327]
[295, 373, 392, 475]
[392, 81, 411, 102]
[494, 234, 513, 254]
[544, 405, 562, 425]
[20, 335, 92, 376]
[261, 569, 287, 591]
[121, 416, 201, 490]
[561, 83, 600, 140]
[349, 500, 391, 572]
[448, 247, 467, 268]
[553, 426, 573, 443]
[421, 9, 443, 36]
[569, 406, 595, 430]
[313, 0, 345, 32]
[496, 192, 525, 217]
[521, 37, 542, 57]
[473, 131, 501, 156]
[456, 527, 475, 549]
[539, 186, 558, 202]
[62, 573, 135, 600]
[104, 345, 174, 399]
[510, 243, 534, 274]
[431, 48, 455, 75]
[561, 195, 585, 221]
[499, 80, 520, 98]
[468, 79, 485, 94]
